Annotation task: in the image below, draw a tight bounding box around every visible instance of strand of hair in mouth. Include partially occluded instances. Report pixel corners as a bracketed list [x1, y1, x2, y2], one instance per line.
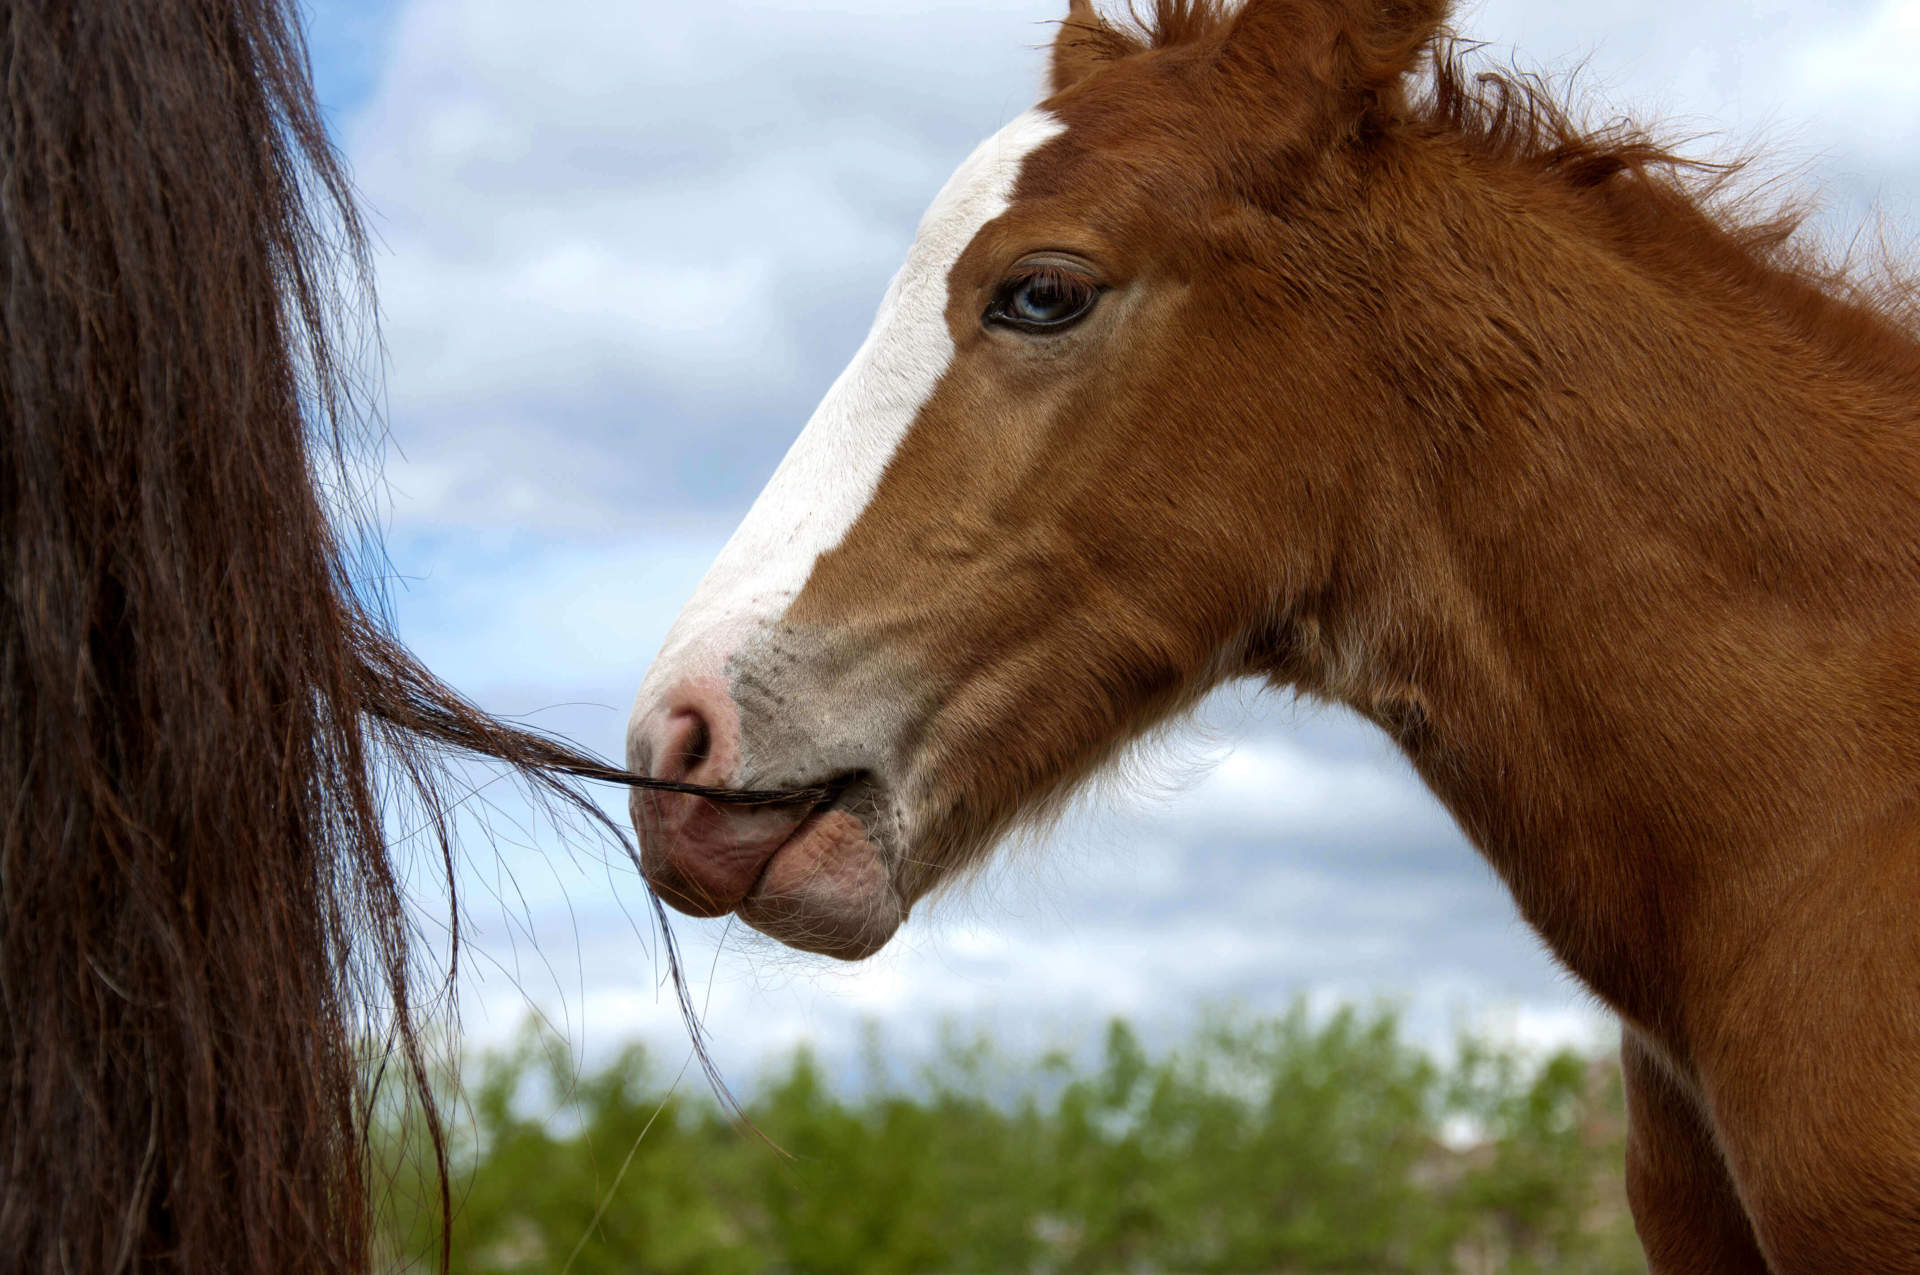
[552, 759, 841, 807]
[363, 691, 836, 807]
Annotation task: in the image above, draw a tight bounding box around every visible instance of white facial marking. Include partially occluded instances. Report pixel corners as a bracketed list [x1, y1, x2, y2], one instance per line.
[635, 109, 1065, 706]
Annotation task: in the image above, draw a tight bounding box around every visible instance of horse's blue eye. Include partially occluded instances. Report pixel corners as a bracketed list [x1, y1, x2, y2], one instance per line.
[1013, 278, 1078, 322]
[988, 269, 1100, 332]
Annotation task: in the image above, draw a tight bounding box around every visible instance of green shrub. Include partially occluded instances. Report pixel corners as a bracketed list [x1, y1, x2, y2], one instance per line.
[375, 1003, 1642, 1274]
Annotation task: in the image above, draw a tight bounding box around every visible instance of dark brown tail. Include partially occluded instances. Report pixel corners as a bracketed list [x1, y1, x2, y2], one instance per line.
[0, 2, 804, 1271]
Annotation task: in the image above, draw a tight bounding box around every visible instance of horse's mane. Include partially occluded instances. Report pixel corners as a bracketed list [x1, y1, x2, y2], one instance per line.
[1067, 0, 1920, 361]
[0, 1, 661, 1270]
[1419, 45, 1920, 376]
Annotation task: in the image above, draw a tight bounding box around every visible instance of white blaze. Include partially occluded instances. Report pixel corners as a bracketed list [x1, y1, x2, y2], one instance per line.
[634, 109, 1065, 705]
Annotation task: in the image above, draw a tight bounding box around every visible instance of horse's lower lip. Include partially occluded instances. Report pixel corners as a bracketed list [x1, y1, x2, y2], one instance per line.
[738, 811, 821, 901]
[736, 774, 901, 960]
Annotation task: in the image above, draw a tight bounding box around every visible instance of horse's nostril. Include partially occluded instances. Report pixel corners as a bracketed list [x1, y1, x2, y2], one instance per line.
[667, 707, 711, 775]
[640, 676, 744, 790]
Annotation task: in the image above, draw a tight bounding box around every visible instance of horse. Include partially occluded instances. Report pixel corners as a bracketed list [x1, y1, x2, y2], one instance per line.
[0, 1, 754, 1270]
[625, 0, 1920, 1268]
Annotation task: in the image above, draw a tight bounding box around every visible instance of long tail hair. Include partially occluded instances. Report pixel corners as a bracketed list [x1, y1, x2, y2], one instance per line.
[0, 1, 758, 1270]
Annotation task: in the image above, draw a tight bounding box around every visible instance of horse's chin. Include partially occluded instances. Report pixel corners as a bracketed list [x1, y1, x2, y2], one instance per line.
[735, 807, 904, 960]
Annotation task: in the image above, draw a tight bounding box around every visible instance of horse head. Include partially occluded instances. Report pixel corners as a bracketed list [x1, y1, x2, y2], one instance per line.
[627, 0, 1451, 958]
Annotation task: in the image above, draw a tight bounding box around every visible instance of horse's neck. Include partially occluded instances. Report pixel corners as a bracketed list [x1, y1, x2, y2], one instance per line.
[1329, 157, 1920, 1043]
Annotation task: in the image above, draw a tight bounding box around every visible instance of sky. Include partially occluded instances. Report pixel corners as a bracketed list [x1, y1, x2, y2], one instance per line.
[300, 0, 1920, 1083]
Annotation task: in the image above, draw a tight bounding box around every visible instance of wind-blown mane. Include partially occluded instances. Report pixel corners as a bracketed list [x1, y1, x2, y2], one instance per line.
[0, 2, 684, 1270]
[1061, 0, 1920, 362]
[1423, 52, 1920, 378]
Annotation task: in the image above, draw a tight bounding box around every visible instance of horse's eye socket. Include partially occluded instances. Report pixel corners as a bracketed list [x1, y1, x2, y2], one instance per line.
[987, 269, 1100, 332]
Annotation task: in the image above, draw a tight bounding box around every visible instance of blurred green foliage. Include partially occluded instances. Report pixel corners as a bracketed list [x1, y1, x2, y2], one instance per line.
[374, 1003, 1645, 1274]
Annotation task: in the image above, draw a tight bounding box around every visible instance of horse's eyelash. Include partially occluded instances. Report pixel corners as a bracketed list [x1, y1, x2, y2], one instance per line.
[1000, 266, 1095, 296]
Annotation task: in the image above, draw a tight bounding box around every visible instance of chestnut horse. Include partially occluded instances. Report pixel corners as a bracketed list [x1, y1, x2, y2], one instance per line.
[629, 0, 1920, 1269]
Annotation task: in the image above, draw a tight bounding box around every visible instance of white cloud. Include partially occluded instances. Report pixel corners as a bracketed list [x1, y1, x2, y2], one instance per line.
[1791, 0, 1920, 166]
[1174, 734, 1459, 847]
[346, 0, 1063, 530]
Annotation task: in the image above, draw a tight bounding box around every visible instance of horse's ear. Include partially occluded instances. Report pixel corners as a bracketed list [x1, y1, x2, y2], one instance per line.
[1216, 0, 1447, 127]
[1049, 0, 1140, 96]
